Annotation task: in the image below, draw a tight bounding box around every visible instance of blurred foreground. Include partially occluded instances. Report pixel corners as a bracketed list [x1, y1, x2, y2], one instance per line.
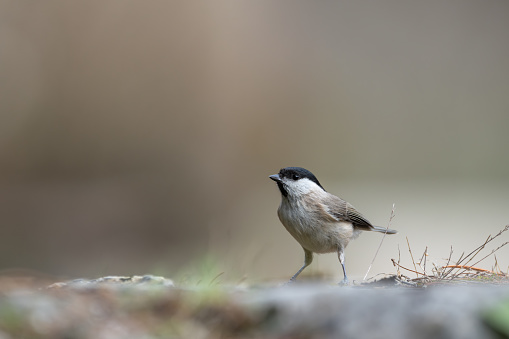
[1, 275, 509, 339]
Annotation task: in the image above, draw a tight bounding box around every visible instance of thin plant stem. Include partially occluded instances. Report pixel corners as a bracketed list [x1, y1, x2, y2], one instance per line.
[363, 204, 396, 281]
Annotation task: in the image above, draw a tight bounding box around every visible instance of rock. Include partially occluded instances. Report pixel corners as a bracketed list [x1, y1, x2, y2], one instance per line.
[46, 275, 175, 289]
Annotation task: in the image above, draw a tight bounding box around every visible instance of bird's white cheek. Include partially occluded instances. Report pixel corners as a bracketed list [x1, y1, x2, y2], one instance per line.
[284, 178, 318, 197]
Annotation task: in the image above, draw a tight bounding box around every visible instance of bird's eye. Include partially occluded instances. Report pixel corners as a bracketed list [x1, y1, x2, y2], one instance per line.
[292, 174, 300, 180]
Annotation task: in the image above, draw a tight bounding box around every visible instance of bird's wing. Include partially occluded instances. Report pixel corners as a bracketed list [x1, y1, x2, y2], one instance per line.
[325, 194, 375, 231]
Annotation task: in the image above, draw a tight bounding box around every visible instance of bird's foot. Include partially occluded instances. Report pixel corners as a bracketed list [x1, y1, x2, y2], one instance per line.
[281, 278, 297, 287]
[338, 277, 349, 286]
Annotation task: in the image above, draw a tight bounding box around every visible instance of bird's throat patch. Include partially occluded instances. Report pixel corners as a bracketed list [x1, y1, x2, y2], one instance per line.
[277, 182, 288, 197]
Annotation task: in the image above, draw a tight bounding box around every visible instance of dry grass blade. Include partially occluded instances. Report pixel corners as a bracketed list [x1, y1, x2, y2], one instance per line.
[209, 272, 225, 286]
[363, 204, 396, 281]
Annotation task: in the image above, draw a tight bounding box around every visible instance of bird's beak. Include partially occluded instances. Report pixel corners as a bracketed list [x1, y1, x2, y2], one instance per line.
[269, 174, 281, 182]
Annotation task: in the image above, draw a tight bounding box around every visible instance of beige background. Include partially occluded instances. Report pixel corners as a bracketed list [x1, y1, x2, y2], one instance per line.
[1, 1, 508, 282]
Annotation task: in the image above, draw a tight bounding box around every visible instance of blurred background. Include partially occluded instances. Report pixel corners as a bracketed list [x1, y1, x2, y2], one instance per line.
[0, 1, 508, 283]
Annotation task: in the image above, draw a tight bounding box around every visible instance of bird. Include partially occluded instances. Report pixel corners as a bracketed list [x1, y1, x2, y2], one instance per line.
[269, 167, 397, 284]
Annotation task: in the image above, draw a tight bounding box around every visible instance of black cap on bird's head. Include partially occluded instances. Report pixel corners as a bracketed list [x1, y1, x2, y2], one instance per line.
[269, 167, 325, 197]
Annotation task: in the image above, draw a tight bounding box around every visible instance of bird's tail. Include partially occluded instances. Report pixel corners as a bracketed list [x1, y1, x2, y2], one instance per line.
[371, 226, 398, 234]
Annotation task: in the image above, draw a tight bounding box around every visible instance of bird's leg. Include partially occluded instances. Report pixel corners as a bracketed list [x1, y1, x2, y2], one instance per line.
[288, 248, 313, 283]
[338, 247, 349, 285]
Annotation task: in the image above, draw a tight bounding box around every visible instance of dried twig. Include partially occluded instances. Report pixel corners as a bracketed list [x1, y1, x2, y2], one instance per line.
[432, 262, 439, 276]
[396, 245, 401, 277]
[452, 226, 509, 279]
[442, 251, 465, 280]
[418, 246, 428, 277]
[391, 259, 428, 277]
[461, 226, 508, 267]
[406, 237, 418, 278]
[439, 246, 454, 280]
[392, 225, 509, 286]
[469, 242, 509, 270]
[493, 255, 504, 275]
[442, 265, 504, 275]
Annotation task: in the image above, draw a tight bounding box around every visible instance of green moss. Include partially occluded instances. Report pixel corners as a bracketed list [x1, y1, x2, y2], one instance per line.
[483, 298, 509, 337]
[0, 302, 25, 331]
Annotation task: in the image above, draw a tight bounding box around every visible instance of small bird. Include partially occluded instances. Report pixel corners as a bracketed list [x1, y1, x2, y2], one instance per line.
[269, 167, 397, 284]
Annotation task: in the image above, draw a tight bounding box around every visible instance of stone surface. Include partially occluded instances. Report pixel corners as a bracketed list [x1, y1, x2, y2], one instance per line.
[0, 275, 508, 339]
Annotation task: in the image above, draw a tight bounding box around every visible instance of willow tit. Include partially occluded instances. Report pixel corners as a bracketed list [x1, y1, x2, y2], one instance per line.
[270, 167, 397, 284]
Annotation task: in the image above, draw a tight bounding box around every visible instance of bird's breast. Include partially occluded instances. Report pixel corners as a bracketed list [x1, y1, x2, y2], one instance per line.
[277, 200, 356, 254]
